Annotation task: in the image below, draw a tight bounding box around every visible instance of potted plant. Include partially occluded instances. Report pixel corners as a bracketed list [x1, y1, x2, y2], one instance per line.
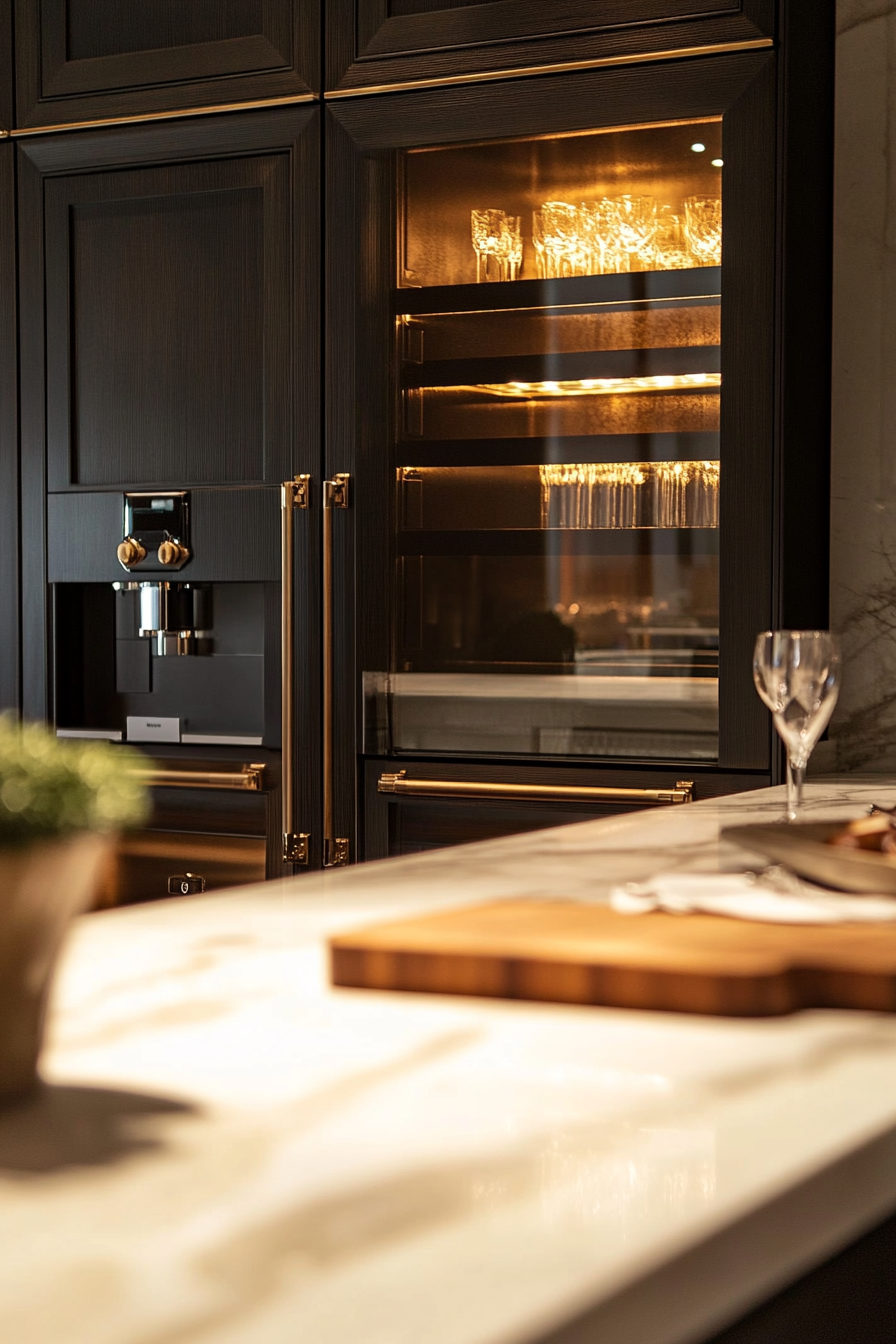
[0, 715, 149, 1098]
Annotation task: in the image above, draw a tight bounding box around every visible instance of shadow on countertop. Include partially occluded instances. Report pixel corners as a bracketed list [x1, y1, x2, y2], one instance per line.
[0, 1081, 196, 1176]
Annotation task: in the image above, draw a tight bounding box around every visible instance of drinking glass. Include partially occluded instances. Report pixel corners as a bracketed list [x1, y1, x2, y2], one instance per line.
[652, 206, 691, 270]
[611, 196, 658, 272]
[752, 631, 840, 821]
[471, 209, 521, 282]
[539, 201, 580, 278]
[683, 195, 722, 265]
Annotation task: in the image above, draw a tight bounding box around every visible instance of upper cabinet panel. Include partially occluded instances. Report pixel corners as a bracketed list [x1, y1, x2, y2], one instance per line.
[13, 0, 319, 129]
[17, 107, 319, 491]
[326, 0, 774, 96]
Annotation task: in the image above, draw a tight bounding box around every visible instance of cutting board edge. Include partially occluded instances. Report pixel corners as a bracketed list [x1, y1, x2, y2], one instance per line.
[329, 943, 805, 1017]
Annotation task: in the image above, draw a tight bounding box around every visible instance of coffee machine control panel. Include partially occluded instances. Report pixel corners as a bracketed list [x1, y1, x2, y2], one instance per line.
[118, 492, 191, 572]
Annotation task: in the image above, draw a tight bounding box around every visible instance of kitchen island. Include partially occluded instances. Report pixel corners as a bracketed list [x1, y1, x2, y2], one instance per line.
[4, 779, 896, 1344]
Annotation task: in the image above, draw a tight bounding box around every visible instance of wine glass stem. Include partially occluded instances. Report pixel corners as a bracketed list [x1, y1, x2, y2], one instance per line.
[786, 759, 805, 822]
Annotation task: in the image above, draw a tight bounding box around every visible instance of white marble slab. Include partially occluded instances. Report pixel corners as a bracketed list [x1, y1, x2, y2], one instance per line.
[5, 779, 896, 1344]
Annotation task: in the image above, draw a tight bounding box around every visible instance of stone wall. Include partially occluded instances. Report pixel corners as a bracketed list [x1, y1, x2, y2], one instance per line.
[822, 0, 896, 768]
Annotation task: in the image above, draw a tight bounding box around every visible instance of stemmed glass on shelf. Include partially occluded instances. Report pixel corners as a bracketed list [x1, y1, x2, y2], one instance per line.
[752, 631, 841, 822]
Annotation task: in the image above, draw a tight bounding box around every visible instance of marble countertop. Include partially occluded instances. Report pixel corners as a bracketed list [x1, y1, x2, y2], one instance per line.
[6, 778, 896, 1344]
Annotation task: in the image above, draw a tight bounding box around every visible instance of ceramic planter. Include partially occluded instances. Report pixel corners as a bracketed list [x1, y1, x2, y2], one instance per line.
[0, 832, 110, 1099]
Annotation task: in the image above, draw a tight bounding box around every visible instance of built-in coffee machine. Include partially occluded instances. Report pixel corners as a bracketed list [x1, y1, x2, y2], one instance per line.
[50, 486, 287, 902]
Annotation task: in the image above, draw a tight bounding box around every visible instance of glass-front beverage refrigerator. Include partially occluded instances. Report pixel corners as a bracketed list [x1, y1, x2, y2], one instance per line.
[326, 41, 831, 860]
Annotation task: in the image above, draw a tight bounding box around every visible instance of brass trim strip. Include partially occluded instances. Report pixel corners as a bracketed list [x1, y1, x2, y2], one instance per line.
[323, 474, 351, 867]
[9, 92, 316, 138]
[133, 764, 266, 791]
[378, 771, 694, 805]
[282, 476, 311, 864]
[325, 38, 772, 100]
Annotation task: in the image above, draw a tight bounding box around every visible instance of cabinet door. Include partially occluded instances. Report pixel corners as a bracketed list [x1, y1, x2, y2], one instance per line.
[17, 108, 321, 871]
[326, 47, 831, 856]
[19, 109, 318, 498]
[326, 0, 773, 96]
[0, 142, 17, 712]
[14, 0, 318, 130]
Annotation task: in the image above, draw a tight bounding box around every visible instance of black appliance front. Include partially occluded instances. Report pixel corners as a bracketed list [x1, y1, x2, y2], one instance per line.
[48, 486, 291, 901]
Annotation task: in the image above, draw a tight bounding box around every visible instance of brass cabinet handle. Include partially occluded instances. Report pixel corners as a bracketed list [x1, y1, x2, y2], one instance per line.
[378, 771, 694, 805]
[323, 474, 350, 867]
[132, 765, 266, 792]
[281, 477, 311, 864]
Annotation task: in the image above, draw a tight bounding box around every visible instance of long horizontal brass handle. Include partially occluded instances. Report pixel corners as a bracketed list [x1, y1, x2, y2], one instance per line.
[378, 771, 693, 805]
[132, 764, 265, 792]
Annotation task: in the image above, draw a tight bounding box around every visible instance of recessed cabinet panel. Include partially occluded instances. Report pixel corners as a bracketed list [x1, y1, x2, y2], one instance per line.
[14, 0, 318, 129]
[327, 0, 773, 95]
[34, 129, 308, 491]
[67, 1, 264, 61]
[53, 175, 267, 487]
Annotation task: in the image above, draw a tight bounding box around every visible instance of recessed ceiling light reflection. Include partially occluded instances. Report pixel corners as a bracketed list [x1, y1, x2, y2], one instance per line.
[691, 142, 706, 152]
[712, 158, 723, 167]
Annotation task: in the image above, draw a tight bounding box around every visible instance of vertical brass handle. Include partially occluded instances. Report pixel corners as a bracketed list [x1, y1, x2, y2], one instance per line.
[282, 476, 310, 864]
[323, 474, 350, 867]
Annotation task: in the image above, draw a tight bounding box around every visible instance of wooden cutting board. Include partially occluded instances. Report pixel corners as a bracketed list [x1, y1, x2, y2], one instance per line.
[329, 899, 896, 1016]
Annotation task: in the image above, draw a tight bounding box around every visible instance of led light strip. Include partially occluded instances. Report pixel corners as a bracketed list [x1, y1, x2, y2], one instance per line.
[467, 373, 721, 398]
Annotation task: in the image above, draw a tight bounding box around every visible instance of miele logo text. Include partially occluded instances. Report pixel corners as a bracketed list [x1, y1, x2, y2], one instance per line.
[147, 723, 161, 728]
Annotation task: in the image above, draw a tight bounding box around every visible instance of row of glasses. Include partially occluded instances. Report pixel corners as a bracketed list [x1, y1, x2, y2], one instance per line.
[539, 462, 720, 530]
[473, 196, 721, 280]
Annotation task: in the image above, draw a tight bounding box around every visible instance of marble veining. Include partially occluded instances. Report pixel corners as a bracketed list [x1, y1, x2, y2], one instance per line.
[837, 0, 894, 34]
[4, 782, 896, 1343]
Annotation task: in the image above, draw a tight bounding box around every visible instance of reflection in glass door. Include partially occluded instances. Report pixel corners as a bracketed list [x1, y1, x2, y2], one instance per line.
[369, 119, 723, 763]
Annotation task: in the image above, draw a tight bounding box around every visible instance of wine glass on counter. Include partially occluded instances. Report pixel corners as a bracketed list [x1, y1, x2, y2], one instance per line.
[752, 631, 840, 821]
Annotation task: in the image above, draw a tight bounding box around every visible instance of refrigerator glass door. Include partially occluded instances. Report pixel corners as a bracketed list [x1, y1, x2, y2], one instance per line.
[377, 119, 722, 761]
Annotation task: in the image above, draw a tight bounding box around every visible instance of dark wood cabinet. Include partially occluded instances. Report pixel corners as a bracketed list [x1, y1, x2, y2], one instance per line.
[0, 142, 17, 712]
[4, 2, 835, 870]
[326, 0, 774, 96]
[13, 0, 318, 130]
[16, 107, 323, 874]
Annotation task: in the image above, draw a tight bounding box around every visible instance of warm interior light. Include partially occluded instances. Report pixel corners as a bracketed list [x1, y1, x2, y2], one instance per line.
[463, 373, 721, 398]
[691, 142, 706, 152]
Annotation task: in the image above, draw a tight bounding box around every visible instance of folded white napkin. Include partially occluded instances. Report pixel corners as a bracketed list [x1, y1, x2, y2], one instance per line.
[609, 870, 896, 924]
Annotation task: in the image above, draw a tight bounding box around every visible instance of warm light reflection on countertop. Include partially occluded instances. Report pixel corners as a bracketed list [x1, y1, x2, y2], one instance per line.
[4, 779, 896, 1344]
